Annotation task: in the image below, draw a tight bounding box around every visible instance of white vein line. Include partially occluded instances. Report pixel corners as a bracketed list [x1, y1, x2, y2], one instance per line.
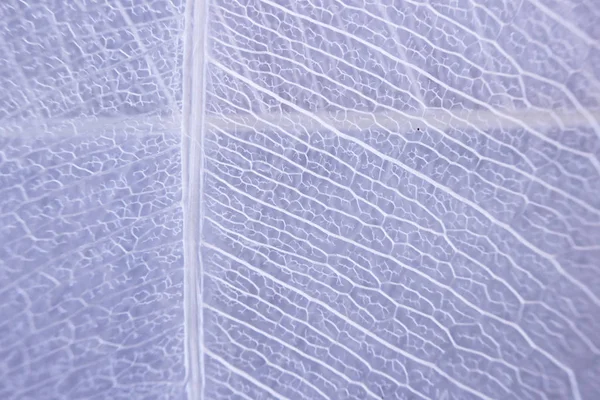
[2, 247, 179, 332]
[205, 242, 493, 400]
[182, 0, 209, 398]
[205, 348, 288, 400]
[290, 1, 335, 111]
[215, 2, 538, 169]
[211, 37, 600, 223]
[204, 273, 417, 400]
[206, 376, 254, 400]
[204, 91, 449, 235]
[208, 307, 331, 400]
[205, 144, 600, 357]
[205, 257, 428, 400]
[208, 152, 514, 305]
[208, 152, 388, 246]
[205, 212, 544, 387]
[204, 207, 441, 359]
[212, 155, 580, 400]
[203, 86, 581, 399]
[205, 115, 441, 234]
[205, 177, 591, 392]
[405, 0, 600, 139]
[67, 15, 180, 41]
[212, 5, 600, 216]
[0, 41, 41, 119]
[3, 107, 598, 139]
[114, 0, 177, 108]
[467, 0, 598, 94]
[472, 0, 600, 127]
[526, 0, 600, 50]
[1, 146, 177, 221]
[0, 203, 179, 298]
[375, 4, 427, 109]
[211, 57, 599, 314]
[204, 100, 548, 301]
[214, 60, 596, 316]
[2, 27, 178, 121]
[261, 0, 600, 177]
[336, 0, 600, 137]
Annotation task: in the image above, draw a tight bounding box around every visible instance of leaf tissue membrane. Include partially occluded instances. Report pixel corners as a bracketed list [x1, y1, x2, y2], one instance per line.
[1, 0, 600, 399]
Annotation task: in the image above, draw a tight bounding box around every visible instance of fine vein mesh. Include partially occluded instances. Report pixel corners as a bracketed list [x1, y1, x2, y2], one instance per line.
[0, 0, 187, 399]
[1, 0, 600, 399]
[191, 0, 600, 399]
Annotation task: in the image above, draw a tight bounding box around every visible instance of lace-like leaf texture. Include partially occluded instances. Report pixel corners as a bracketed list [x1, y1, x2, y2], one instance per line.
[1, 0, 600, 399]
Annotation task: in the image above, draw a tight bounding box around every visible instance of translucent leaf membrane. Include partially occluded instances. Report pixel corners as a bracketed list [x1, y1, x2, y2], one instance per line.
[2, 0, 600, 399]
[195, 0, 600, 399]
[0, 0, 187, 399]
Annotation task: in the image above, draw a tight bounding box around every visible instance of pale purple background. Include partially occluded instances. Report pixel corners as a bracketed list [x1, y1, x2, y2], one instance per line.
[1, 0, 599, 399]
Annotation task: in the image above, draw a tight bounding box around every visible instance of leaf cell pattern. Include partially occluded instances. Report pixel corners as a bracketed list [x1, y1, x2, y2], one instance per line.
[0, 0, 187, 399]
[196, 1, 600, 400]
[1, 0, 599, 399]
